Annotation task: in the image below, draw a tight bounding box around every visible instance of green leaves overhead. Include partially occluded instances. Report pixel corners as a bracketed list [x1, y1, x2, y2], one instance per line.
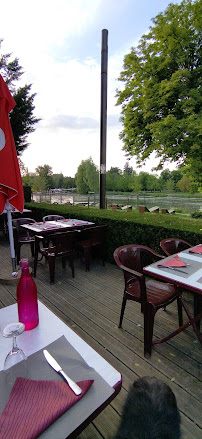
[116, 0, 202, 182]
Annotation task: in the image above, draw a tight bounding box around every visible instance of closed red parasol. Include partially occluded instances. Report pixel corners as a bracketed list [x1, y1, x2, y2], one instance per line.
[0, 74, 24, 274]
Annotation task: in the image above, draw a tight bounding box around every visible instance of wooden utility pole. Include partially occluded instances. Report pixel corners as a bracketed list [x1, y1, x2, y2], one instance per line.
[99, 29, 108, 209]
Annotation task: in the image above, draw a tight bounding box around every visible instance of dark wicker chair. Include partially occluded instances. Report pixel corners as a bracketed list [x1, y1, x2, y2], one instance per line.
[76, 225, 107, 271]
[160, 238, 192, 256]
[114, 244, 183, 358]
[12, 218, 36, 264]
[34, 231, 76, 284]
[42, 215, 64, 222]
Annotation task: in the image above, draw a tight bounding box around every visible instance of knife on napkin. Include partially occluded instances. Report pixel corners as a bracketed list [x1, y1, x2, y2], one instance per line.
[43, 349, 82, 395]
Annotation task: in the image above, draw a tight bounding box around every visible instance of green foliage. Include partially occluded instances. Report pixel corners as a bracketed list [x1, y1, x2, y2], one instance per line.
[138, 172, 161, 191]
[26, 202, 202, 263]
[33, 164, 53, 191]
[22, 168, 75, 192]
[123, 161, 133, 176]
[106, 168, 123, 191]
[10, 85, 40, 154]
[75, 158, 99, 194]
[51, 173, 64, 189]
[50, 173, 75, 189]
[116, 0, 202, 184]
[22, 156, 197, 194]
[0, 39, 40, 155]
[192, 210, 202, 218]
[116, 171, 161, 192]
[177, 175, 192, 192]
[63, 176, 75, 189]
[106, 166, 197, 193]
[0, 39, 23, 89]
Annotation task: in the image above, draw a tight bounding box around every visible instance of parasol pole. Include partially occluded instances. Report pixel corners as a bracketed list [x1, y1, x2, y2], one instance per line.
[5, 199, 17, 275]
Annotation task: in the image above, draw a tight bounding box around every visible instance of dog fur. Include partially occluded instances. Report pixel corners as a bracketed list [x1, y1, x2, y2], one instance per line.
[114, 376, 181, 439]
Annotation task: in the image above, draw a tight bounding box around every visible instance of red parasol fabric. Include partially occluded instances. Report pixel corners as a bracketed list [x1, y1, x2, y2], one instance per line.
[0, 74, 24, 214]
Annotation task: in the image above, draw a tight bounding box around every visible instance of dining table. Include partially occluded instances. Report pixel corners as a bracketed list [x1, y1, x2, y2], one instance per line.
[20, 218, 95, 236]
[0, 301, 122, 438]
[143, 245, 202, 345]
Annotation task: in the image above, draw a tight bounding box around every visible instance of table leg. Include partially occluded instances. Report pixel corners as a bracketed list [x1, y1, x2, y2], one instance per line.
[180, 295, 202, 344]
[194, 293, 201, 331]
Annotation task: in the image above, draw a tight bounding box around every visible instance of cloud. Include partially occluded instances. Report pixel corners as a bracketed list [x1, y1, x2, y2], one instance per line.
[43, 114, 99, 130]
[1, 0, 181, 178]
[40, 113, 120, 131]
[107, 114, 120, 127]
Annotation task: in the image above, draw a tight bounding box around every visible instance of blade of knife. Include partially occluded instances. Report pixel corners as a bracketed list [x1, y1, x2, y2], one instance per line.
[43, 349, 82, 395]
[157, 265, 188, 274]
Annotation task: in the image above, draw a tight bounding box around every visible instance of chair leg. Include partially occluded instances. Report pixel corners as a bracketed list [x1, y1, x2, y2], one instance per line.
[15, 242, 21, 265]
[33, 252, 38, 277]
[33, 242, 40, 277]
[30, 241, 35, 257]
[48, 255, 56, 284]
[99, 244, 105, 266]
[144, 303, 155, 358]
[119, 295, 127, 328]
[194, 293, 201, 330]
[177, 296, 183, 327]
[102, 247, 105, 266]
[69, 256, 75, 278]
[83, 247, 90, 271]
[62, 256, 66, 269]
[16, 244, 21, 265]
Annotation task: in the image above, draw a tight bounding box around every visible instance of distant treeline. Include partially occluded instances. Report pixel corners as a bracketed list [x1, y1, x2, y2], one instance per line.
[22, 161, 200, 195]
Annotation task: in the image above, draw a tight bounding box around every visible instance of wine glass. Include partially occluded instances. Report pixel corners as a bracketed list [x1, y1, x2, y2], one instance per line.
[2, 322, 27, 384]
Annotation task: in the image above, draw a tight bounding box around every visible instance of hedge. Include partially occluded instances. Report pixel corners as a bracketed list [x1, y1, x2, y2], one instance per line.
[25, 202, 202, 264]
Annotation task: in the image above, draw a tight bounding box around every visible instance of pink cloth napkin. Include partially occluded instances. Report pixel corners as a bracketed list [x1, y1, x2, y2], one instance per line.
[189, 244, 202, 254]
[0, 377, 93, 439]
[44, 225, 61, 229]
[160, 254, 186, 267]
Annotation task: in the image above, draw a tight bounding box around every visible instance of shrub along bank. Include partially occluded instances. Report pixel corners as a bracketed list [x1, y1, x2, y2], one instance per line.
[26, 202, 202, 264]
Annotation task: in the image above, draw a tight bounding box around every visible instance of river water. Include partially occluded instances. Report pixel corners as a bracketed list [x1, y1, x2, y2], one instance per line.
[32, 192, 202, 213]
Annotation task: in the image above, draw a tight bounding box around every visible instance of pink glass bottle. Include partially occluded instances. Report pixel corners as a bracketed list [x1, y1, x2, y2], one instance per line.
[17, 259, 39, 330]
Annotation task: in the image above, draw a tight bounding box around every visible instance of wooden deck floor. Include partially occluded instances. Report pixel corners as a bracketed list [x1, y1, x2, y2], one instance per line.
[0, 234, 201, 439]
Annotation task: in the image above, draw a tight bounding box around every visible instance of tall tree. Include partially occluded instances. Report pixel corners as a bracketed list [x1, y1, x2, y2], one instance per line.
[75, 158, 99, 194]
[123, 161, 133, 176]
[138, 172, 151, 191]
[107, 167, 122, 175]
[106, 167, 122, 191]
[52, 173, 65, 189]
[63, 176, 76, 189]
[116, 0, 202, 183]
[35, 164, 53, 190]
[177, 175, 192, 192]
[0, 39, 40, 155]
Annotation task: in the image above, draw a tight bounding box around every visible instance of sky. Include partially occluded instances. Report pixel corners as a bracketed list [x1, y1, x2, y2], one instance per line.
[1, 0, 182, 178]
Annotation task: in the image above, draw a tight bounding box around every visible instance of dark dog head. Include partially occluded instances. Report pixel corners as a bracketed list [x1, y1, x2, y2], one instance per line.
[114, 376, 181, 439]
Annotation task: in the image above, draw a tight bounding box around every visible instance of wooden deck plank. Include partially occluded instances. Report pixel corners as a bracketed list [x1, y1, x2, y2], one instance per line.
[33, 266, 202, 429]
[0, 235, 201, 439]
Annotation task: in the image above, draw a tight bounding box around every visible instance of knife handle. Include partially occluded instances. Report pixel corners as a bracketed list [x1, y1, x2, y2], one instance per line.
[59, 370, 82, 395]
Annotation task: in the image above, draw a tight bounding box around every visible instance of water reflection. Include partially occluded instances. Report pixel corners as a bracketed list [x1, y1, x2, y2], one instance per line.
[32, 192, 202, 213]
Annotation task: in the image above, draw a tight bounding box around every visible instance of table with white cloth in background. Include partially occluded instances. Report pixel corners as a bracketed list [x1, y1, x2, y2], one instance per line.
[143, 246, 202, 344]
[0, 301, 122, 438]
